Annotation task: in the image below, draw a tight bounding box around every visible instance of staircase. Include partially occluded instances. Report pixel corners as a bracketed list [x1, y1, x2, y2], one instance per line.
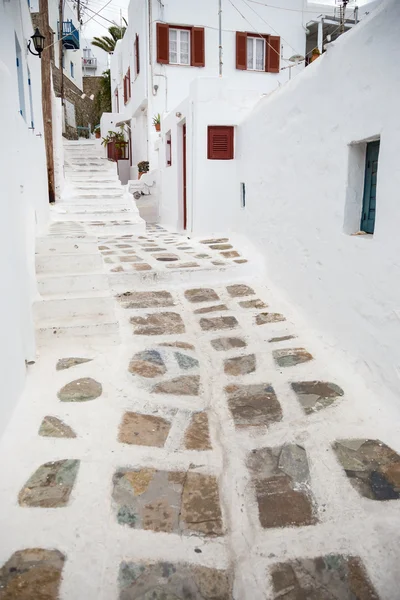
[33, 139, 145, 342]
[53, 139, 145, 235]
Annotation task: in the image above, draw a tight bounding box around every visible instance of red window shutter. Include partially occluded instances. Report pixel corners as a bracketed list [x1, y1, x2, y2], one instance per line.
[207, 126, 234, 160]
[157, 22, 169, 64]
[266, 35, 280, 73]
[236, 31, 247, 70]
[135, 34, 140, 75]
[191, 27, 205, 67]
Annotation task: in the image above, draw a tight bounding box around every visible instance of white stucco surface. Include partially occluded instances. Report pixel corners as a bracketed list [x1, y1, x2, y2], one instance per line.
[236, 0, 400, 406]
[0, 0, 49, 435]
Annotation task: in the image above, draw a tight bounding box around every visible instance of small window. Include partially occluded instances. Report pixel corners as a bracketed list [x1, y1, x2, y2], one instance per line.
[208, 126, 234, 160]
[70, 61, 74, 78]
[134, 34, 140, 77]
[15, 35, 26, 120]
[123, 68, 131, 104]
[28, 68, 34, 129]
[169, 28, 191, 65]
[166, 131, 172, 166]
[247, 37, 265, 71]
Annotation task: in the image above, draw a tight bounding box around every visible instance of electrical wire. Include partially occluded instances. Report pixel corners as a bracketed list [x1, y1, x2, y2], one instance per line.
[42, 0, 113, 51]
[227, 0, 290, 63]
[239, 0, 302, 58]
[83, 4, 124, 26]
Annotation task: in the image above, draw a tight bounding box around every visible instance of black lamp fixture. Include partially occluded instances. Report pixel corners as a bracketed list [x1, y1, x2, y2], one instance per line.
[28, 28, 45, 58]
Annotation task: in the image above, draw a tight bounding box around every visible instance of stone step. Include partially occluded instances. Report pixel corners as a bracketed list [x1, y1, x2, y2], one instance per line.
[36, 237, 98, 254]
[37, 272, 109, 296]
[35, 252, 104, 274]
[52, 211, 140, 222]
[34, 295, 119, 341]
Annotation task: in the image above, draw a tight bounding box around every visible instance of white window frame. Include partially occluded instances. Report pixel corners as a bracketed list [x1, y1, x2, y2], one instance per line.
[169, 28, 191, 66]
[247, 36, 265, 71]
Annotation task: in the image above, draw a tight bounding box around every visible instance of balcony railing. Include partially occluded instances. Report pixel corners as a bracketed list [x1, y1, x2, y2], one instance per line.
[82, 57, 97, 69]
[58, 20, 80, 50]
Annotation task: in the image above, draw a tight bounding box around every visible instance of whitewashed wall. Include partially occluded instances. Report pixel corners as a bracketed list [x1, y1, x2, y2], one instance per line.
[237, 0, 400, 406]
[0, 0, 49, 435]
[160, 78, 261, 233]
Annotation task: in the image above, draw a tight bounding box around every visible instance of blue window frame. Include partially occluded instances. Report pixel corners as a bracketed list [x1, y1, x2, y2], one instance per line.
[361, 140, 380, 234]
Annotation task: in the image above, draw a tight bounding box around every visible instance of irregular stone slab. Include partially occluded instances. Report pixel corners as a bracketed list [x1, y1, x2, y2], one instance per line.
[271, 555, 379, 600]
[117, 290, 174, 309]
[184, 288, 220, 303]
[239, 299, 267, 309]
[268, 334, 296, 343]
[119, 562, 232, 600]
[18, 459, 80, 508]
[256, 312, 286, 325]
[56, 357, 92, 371]
[234, 259, 248, 264]
[153, 375, 200, 396]
[292, 381, 344, 414]
[227, 284, 255, 297]
[111, 266, 124, 272]
[247, 445, 316, 528]
[116, 244, 132, 248]
[154, 253, 179, 261]
[131, 312, 185, 336]
[38, 416, 76, 439]
[200, 316, 238, 331]
[224, 354, 256, 376]
[226, 383, 282, 429]
[211, 260, 226, 266]
[128, 350, 167, 378]
[184, 412, 212, 451]
[211, 337, 247, 351]
[209, 243, 233, 250]
[221, 251, 240, 258]
[201, 238, 229, 244]
[0, 548, 65, 600]
[119, 412, 171, 447]
[273, 348, 313, 368]
[119, 256, 142, 263]
[181, 472, 224, 536]
[142, 247, 165, 252]
[98, 245, 109, 250]
[333, 439, 400, 500]
[132, 263, 152, 271]
[160, 341, 195, 350]
[194, 304, 228, 315]
[174, 352, 199, 370]
[166, 262, 200, 269]
[112, 469, 223, 536]
[194, 253, 211, 259]
[58, 378, 102, 402]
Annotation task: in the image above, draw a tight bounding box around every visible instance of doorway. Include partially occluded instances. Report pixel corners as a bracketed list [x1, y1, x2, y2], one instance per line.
[361, 140, 380, 234]
[182, 124, 187, 230]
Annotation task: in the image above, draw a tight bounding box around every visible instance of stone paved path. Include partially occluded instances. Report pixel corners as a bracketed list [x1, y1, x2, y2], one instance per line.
[1, 152, 400, 599]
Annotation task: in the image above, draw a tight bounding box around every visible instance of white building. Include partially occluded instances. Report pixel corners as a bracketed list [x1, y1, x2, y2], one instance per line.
[0, 0, 49, 434]
[236, 0, 400, 410]
[107, 0, 379, 231]
[108, 0, 307, 182]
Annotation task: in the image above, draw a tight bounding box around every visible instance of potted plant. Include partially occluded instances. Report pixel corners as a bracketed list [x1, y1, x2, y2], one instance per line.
[310, 48, 321, 63]
[94, 126, 101, 139]
[152, 113, 161, 132]
[101, 128, 126, 161]
[137, 160, 149, 179]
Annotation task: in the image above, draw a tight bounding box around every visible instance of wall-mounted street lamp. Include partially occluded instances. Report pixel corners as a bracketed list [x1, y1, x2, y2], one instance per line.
[28, 28, 45, 58]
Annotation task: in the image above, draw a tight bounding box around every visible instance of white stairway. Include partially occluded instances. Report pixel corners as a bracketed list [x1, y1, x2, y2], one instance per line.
[53, 139, 145, 235]
[33, 139, 146, 342]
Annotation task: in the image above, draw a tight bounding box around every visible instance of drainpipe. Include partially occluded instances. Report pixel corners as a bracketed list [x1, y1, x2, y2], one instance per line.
[317, 18, 323, 53]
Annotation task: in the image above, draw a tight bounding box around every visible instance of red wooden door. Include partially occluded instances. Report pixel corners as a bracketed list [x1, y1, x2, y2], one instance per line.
[182, 124, 187, 230]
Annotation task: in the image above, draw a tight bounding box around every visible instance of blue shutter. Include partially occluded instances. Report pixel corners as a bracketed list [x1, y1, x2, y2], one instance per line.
[361, 140, 380, 234]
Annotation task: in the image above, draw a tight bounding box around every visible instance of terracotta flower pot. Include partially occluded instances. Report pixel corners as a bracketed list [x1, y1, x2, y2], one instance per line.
[155, 123, 161, 132]
[95, 131, 101, 139]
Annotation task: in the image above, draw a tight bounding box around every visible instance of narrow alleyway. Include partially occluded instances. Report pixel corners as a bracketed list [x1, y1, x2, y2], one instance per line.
[0, 141, 399, 600]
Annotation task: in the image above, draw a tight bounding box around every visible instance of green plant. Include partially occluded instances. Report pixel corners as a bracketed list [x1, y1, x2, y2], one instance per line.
[137, 161, 149, 173]
[101, 127, 126, 148]
[92, 20, 128, 53]
[94, 126, 100, 133]
[152, 113, 161, 126]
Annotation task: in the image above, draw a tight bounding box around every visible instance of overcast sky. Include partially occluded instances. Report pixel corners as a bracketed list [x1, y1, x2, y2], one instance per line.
[81, 0, 130, 45]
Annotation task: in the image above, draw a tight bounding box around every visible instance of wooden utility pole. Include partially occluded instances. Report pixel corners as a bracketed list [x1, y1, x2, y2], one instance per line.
[59, 0, 64, 108]
[39, 0, 55, 203]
